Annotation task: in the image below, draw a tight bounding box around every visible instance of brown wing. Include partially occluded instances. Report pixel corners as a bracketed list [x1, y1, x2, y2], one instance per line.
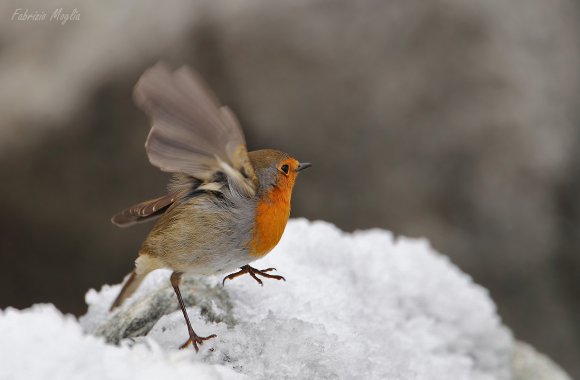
[111, 194, 176, 227]
[113, 63, 258, 228]
[134, 63, 257, 197]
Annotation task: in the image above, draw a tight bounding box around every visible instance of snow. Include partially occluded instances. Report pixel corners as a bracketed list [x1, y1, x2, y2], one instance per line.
[0, 304, 241, 380]
[0, 219, 513, 379]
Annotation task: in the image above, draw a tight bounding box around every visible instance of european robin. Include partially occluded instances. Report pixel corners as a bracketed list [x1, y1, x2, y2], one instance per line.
[109, 63, 311, 351]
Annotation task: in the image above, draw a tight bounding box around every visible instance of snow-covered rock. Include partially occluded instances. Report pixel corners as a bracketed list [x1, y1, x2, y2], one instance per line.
[1, 219, 564, 379]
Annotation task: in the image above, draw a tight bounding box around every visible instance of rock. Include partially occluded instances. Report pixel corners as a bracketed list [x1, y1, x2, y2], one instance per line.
[94, 277, 235, 345]
[513, 341, 571, 380]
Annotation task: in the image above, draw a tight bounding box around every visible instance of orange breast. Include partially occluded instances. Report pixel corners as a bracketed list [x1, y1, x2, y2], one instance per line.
[249, 186, 292, 257]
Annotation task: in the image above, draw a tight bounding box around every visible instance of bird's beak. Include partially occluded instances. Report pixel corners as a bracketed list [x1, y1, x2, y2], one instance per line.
[296, 162, 312, 172]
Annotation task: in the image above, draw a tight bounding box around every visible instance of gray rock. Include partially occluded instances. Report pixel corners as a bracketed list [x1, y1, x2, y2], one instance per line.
[95, 277, 235, 345]
[513, 341, 571, 380]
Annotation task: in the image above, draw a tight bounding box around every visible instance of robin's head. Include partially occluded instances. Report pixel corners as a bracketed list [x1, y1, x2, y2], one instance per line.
[249, 149, 311, 196]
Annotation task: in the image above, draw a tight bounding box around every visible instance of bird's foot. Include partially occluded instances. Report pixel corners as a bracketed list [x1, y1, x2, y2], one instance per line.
[222, 265, 286, 286]
[180, 331, 217, 352]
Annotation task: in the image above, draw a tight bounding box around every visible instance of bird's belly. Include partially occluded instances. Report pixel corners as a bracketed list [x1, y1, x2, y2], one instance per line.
[166, 242, 254, 276]
[142, 194, 258, 275]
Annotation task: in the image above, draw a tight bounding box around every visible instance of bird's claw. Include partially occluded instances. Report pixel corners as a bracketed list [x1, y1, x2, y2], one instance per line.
[222, 265, 286, 286]
[180, 332, 217, 352]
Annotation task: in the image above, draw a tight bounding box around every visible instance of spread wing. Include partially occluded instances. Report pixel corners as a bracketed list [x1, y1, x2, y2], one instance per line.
[134, 63, 257, 196]
[111, 63, 257, 228]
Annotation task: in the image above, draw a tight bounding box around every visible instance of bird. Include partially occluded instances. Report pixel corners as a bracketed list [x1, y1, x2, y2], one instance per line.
[108, 63, 311, 351]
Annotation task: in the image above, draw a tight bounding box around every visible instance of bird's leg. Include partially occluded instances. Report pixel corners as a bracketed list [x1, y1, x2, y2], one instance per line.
[222, 265, 286, 286]
[170, 271, 216, 351]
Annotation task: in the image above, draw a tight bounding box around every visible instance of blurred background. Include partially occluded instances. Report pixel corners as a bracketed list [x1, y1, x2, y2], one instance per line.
[1, 0, 579, 376]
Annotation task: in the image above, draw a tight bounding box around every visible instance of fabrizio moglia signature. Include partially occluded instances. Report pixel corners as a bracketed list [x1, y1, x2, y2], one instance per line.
[11, 8, 80, 25]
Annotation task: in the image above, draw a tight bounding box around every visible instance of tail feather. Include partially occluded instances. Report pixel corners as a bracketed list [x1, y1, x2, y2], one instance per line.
[109, 270, 147, 311]
[110, 255, 163, 311]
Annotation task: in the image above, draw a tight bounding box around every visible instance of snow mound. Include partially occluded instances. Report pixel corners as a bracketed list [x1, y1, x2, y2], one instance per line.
[0, 219, 513, 379]
[0, 304, 241, 379]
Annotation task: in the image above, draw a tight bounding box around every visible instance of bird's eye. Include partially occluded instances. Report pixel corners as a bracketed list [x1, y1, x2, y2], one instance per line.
[280, 164, 289, 175]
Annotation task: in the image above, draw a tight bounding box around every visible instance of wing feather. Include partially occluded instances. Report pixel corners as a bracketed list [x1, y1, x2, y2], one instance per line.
[111, 194, 176, 227]
[134, 63, 257, 196]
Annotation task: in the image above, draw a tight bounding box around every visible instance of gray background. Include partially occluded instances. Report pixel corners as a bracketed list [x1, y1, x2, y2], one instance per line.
[0, 0, 579, 377]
